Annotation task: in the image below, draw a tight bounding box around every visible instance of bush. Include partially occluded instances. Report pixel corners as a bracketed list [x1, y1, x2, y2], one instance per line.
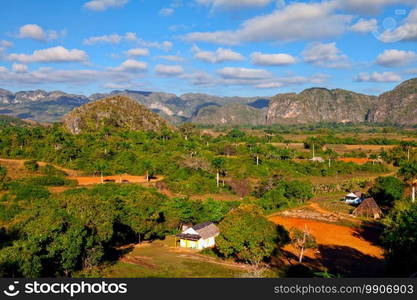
[0, 166, 9, 190]
[283, 180, 313, 204]
[382, 204, 417, 277]
[40, 164, 67, 177]
[216, 204, 289, 264]
[8, 182, 50, 202]
[24, 160, 39, 172]
[29, 176, 76, 187]
[368, 176, 404, 207]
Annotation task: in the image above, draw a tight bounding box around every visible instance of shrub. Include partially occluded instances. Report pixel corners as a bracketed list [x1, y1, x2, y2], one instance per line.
[216, 204, 289, 264]
[24, 160, 39, 172]
[368, 176, 404, 207]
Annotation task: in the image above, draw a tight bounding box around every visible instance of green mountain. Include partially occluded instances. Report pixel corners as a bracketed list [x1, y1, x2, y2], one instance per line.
[62, 95, 175, 134]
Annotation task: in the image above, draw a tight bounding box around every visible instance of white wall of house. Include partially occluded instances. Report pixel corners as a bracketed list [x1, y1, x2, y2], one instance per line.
[180, 236, 216, 250]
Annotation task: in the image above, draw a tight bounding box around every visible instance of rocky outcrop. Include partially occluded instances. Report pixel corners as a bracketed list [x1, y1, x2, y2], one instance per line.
[192, 103, 266, 126]
[368, 78, 417, 125]
[266, 88, 376, 125]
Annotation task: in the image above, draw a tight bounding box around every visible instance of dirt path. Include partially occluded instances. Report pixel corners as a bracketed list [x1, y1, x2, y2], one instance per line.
[69, 174, 164, 186]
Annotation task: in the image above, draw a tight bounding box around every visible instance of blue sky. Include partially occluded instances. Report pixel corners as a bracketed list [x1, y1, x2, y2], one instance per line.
[0, 0, 417, 97]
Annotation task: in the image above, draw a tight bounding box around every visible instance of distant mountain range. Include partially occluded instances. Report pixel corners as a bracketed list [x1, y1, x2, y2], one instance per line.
[1, 77, 417, 126]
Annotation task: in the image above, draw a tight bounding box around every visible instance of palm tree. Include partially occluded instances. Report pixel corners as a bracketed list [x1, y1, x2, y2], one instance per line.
[324, 148, 337, 168]
[398, 162, 417, 203]
[211, 157, 226, 187]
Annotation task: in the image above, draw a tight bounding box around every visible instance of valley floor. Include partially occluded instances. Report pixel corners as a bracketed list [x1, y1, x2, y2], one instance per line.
[0, 157, 387, 278]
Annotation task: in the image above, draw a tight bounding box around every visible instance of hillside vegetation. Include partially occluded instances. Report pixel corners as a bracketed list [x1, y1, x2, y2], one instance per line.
[62, 96, 175, 134]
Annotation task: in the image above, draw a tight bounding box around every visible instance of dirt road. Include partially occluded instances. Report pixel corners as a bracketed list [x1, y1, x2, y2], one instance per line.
[69, 174, 164, 186]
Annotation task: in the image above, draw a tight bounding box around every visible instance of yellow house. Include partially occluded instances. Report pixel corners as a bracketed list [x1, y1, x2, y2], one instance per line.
[177, 222, 220, 250]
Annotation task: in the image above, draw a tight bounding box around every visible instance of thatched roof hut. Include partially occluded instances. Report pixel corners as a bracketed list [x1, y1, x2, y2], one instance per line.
[352, 198, 383, 220]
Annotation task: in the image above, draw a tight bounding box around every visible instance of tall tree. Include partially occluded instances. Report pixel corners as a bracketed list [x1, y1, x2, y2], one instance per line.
[211, 157, 225, 187]
[398, 163, 417, 203]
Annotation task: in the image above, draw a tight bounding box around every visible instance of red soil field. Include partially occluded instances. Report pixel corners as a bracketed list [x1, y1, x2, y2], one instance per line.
[337, 157, 377, 165]
[269, 216, 383, 259]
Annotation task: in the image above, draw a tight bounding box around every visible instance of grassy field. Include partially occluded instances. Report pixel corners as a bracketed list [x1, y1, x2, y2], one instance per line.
[100, 237, 258, 278]
[310, 193, 355, 216]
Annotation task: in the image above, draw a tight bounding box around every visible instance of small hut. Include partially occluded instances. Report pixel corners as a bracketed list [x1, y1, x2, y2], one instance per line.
[176, 222, 220, 250]
[352, 198, 383, 220]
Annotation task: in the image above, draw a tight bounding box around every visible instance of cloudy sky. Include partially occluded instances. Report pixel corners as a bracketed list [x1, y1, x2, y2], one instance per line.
[0, 0, 417, 96]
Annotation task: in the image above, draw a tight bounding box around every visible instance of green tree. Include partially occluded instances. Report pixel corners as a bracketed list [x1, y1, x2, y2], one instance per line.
[283, 181, 313, 204]
[382, 205, 417, 277]
[216, 204, 289, 264]
[368, 176, 404, 207]
[179, 123, 196, 141]
[324, 148, 337, 168]
[0, 166, 8, 190]
[211, 157, 225, 187]
[398, 163, 417, 203]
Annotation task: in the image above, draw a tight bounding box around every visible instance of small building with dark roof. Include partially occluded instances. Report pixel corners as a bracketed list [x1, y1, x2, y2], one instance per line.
[176, 222, 220, 250]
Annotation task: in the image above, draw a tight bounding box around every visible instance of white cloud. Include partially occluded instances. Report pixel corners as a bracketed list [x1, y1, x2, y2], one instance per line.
[181, 68, 328, 89]
[0, 66, 7, 73]
[254, 74, 328, 89]
[191, 45, 244, 63]
[8, 46, 88, 64]
[0, 67, 101, 86]
[103, 82, 137, 89]
[109, 59, 148, 72]
[180, 71, 216, 86]
[350, 18, 378, 33]
[0, 40, 13, 48]
[378, 8, 417, 42]
[17, 24, 63, 41]
[155, 64, 184, 76]
[376, 49, 417, 67]
[355, 71, 401, 82]
[84, 33, 132, 45]
[251, 52, 296, 66]
[159, 8, 174, 16]
[217, 67, 271, 80]
[84, 0, 129, 11]
[184, 1, 352, 44]
[159, 55, 184, 62]
[196, 0, 274, 9]
[84, 32, 172, 51]
[158, 55, 185, 62]
[134, 39, 173, 51]
[337, 0, 416, 15]
[12, 64, 28, 73]
[140, 40, 173, 51]
[302, 42, 350, 69]
[125, 48, 149, 57]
